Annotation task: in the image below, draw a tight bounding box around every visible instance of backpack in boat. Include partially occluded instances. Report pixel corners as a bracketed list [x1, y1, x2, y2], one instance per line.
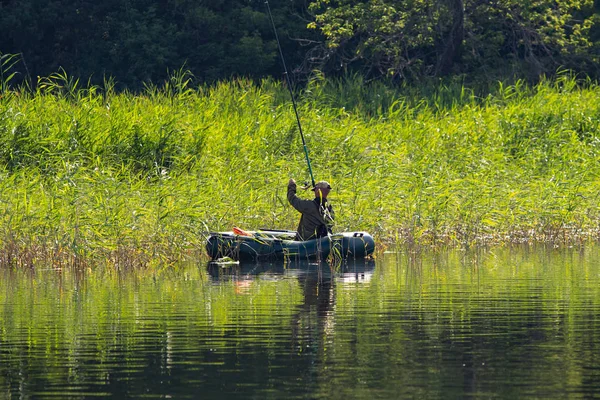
[314, 199, 333, 238]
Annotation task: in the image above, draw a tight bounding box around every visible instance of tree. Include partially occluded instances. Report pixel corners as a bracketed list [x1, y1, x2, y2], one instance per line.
[0, 0, 316, 89]
[308, 0, 600, 81]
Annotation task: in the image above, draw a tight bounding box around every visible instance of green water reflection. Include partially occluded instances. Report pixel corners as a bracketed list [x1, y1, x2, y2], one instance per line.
[1, 246, 600, 398]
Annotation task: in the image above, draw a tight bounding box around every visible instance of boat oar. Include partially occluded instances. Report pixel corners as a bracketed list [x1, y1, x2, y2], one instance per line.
[265, 0, 316, 188]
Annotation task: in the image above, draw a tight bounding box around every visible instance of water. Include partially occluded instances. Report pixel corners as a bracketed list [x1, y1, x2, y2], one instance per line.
[2, 246, 600, 398]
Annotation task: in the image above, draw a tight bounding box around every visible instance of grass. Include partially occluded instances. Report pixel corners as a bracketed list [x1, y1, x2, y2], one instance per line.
[1, 65, 600, 268]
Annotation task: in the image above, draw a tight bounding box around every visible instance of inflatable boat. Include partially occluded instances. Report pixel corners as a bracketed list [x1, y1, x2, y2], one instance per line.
[206, 228, 375, 261]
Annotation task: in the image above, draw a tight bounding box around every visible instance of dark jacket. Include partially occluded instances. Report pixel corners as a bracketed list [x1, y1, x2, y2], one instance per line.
[287, 181, 335, 241]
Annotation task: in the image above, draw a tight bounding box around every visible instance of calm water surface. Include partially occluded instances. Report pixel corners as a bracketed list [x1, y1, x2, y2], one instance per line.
[2, 246, 600, 398]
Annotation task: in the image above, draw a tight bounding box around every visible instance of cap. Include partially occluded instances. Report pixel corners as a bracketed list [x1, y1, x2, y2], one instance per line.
[313, 181, 332, 191]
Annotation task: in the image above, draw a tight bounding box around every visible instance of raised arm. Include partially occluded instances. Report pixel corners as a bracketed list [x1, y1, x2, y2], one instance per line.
[287, 179, 315, 213]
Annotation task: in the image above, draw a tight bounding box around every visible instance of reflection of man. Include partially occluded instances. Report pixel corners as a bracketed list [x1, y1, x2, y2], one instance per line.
[287, 179, 335, 241]
[291, 271, 336, 345]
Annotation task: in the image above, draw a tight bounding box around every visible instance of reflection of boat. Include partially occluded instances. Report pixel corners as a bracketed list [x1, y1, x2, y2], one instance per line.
[206, 258, 376, 281]
[336, 268, 374, 284]
[206, 229, 375, 261]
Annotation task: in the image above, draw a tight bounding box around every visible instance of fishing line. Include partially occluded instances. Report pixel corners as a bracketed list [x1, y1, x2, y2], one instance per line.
[264, 0, 316, 188]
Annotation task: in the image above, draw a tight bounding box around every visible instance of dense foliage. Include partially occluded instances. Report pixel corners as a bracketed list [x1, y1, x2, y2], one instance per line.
[0, 0, 313, 88]
[1, 72, 600, 267]
[1, 0, 599, 87]
[309, 0, 600, 80]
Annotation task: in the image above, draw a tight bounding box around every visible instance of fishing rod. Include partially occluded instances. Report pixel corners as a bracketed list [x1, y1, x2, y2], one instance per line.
[265, 0, 316, 188]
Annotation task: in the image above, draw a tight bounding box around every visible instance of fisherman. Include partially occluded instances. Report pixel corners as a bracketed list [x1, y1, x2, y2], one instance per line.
[287, 178, 335, 241]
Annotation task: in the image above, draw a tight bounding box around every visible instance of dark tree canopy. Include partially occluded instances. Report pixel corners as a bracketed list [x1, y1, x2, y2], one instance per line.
[0, 0, 599, 88]
[308, 0, 600, 81]
[0, 0, 315, 89]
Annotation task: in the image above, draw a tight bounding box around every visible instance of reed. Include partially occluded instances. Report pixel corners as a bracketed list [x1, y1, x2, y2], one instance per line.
[1, 69, 600, 267]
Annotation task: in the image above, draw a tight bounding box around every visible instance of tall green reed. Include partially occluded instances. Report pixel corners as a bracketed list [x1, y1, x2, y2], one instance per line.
[1, 65, 600, 267]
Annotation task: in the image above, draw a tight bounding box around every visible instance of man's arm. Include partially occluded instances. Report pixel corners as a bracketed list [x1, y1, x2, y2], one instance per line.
[287, 179, 315, 213]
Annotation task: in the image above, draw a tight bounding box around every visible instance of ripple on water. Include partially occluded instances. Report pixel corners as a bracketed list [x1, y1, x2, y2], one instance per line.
[1, 248, 600, 398]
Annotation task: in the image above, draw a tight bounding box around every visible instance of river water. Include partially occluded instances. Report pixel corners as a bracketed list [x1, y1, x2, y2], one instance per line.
[1, 246, 600, 398]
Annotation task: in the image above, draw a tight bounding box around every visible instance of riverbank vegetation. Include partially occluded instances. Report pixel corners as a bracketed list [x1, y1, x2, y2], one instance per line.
[1, 70, 600, 267]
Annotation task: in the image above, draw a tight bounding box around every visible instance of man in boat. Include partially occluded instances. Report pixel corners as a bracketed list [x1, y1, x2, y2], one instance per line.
[287, 179, 335, 241]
